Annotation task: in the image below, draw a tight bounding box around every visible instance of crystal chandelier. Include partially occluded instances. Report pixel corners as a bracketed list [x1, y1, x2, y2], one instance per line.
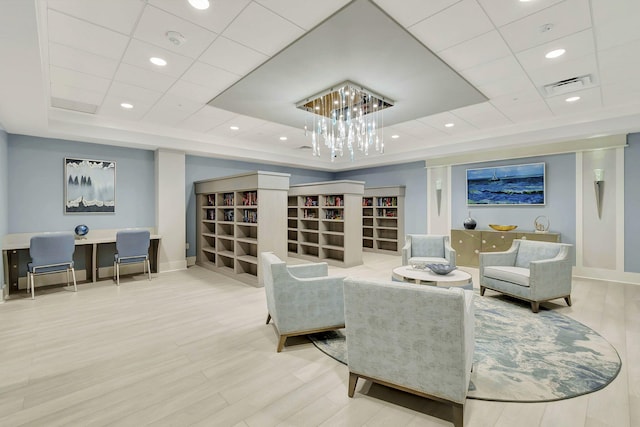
[297, 81, 393, 161]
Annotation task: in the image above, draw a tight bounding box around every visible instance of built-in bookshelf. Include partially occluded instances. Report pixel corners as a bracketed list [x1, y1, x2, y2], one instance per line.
[195, 171, 290, 286]
[362, 186, 405, 254]
[288, 180, 364, 267]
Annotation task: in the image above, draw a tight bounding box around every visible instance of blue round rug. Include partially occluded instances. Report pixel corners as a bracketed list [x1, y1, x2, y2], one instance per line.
[309, 294, 621, 402]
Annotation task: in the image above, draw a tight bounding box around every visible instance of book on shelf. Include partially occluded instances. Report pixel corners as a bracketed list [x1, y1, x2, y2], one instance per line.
[242, 191, 257, 206]
[242, 209, 258, 223]
[223, 193, 234, 206]
[223, 209, 234, 221]
[206, 209, 215, 220]
[207, 195, 215, 206]
[377, 197, 397, 207]
[325, 195, 343, 207]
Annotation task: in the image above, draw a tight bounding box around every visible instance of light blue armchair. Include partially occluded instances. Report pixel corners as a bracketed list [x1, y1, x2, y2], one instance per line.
[261, 252, 346, 352]
[343, 277, 475, 427]
[402, 234, 456, 267]
[479, 239, 573, 313]
[28, 232, 77, 299]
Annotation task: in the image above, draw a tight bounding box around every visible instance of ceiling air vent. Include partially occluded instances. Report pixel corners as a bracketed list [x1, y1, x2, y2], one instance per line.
[51, 97, 98, 114]
[543, 75, 592, 97]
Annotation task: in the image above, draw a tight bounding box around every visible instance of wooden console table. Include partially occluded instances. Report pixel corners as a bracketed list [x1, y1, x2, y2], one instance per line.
[2, 229, 160, 295]
[450, 229, 560, 267]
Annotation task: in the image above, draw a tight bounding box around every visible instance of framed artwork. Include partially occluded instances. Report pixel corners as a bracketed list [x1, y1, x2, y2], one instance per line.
[64, 157, 116, 213]
[466, 162, 545, 206]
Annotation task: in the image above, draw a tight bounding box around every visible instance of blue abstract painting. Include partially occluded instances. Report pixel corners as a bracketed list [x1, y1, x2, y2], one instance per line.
[65, 158, 116, 213]
[467, 162, 545, 205]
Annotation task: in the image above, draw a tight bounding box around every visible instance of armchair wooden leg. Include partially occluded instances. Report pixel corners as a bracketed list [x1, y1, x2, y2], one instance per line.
[452, 403, 464, 427]
[348, 372, 359, 398]
[276, 335, 287, 352]
[564, 296, 572, 306]
[531, 301, 540, 313]
[266, 313, 271, 324]
[480, 286, 486, 296]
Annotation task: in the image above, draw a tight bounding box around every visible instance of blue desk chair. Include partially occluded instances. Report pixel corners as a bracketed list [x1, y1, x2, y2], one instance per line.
[28, 232, 77, 299]
[114, 229, 151, 285]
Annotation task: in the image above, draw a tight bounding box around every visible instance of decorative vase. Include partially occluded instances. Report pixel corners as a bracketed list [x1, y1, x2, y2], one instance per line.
[74, 224, 89, 239]
[463, 212, 477, 230]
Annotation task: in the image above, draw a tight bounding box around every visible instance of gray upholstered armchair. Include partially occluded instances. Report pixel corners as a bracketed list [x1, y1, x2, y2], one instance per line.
[343, 277, 474, 427]
[402, 234, 456, 267]
[261, 252, 346, 352]
[479, 239, 573, 313]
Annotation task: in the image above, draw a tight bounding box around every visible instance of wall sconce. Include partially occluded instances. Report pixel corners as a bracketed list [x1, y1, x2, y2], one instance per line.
[594, 169, 604, 219]
[435, 179, 442, 216]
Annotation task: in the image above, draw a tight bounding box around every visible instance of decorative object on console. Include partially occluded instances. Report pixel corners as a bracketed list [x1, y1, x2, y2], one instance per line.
[488, 224, 517, 231]
[435, 178, 443, 215]
[74, 224, 89, 239]
[467, 162, 545, 205]
[426, 263, 457, 275]
[534, 215, 550, 233]
[594, 168, 604, 219]
[297, 81, 393, 161]
[64, 157, 116, 214]
[463, 211, 477, 229]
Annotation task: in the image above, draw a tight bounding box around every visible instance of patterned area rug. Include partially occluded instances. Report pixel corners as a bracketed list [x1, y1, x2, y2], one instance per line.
[309, 294, 621, 402]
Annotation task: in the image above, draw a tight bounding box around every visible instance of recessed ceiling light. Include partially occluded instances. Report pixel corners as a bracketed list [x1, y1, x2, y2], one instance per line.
[149, 57, 167, 67]
[545, 48, 566, 59]
[229, 126, 239, 131]
[391, 134, 400, 139]
[120, 102, 133, 109]
[188, 0, 210, 10]
[565, 96, 581, 103]
[444, 123, 455, 128]
[279, 136, 288, 141]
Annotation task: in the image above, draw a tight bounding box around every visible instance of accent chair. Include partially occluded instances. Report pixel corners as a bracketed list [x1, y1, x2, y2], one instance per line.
[479, 239, 573, 313]
[28, 232, 77, 299]
[114, 229, 151, 285]
[343, 277, 475, 427]
[402, 234, 456, 267]
[261, 252, 346, 352]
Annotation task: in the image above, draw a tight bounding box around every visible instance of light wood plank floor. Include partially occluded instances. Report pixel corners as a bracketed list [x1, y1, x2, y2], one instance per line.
[0, 252, 637, 426]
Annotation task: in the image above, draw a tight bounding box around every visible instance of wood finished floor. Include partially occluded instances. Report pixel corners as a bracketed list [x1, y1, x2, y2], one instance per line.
[0, 252, 637, 427]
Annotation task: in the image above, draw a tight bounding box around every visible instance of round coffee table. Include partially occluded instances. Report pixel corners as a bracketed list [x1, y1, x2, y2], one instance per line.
[392, 265, 473, 289]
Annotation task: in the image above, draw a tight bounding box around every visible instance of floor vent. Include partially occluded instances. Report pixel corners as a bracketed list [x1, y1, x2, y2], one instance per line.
[51, 97, 98, 114]
[543, 75, 592, 97]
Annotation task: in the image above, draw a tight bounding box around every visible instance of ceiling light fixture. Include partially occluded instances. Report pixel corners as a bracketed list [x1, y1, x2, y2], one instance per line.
[279, 136, 288, 141]
[565, 96, 581, 102]
[120, 103, 133, 109]
[391, 135, 400, 139]
[445, 123, 455, 128]
[229, 126, 239, 130]
[297, 81, 393, 161]
[149, 57, 167, 66]
[545, 48, 566, 59]
[188, 0, 210, 10]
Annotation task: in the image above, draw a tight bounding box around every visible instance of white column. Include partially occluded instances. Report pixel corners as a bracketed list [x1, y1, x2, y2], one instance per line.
[155, 149, 187, 272]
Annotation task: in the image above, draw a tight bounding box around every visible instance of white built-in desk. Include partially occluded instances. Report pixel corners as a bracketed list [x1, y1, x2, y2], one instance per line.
[2, 229, 160, 295]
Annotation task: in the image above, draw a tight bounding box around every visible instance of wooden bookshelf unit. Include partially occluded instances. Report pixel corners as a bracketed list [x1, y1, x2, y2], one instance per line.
[195, 171, 290, 286]
[288, 180, 364, 267]
[362, 186, 405, 254]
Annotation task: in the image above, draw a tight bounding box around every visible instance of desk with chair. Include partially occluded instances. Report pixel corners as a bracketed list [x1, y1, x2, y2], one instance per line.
[2, 228, 160, 296]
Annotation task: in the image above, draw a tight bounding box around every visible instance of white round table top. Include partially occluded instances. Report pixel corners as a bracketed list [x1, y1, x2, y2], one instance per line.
[392, 265, 472, 288]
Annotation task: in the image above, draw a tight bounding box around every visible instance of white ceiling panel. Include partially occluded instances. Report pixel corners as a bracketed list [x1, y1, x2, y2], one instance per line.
[255, 0, 350, 30]
[494, 98, 553, 123]
[114, 63, 177, 93]
[499, 0, 591, 53]
[100, 93, 155, 121]
[462, 55, 525, 87]
[373, 0, 460, 28]
[515, 29, 595, 73]
[476, 74, 536, 99]
[451, 102, 512, 129]
[478, 0, 565, 27]
[417, 111, 476, 135]
[47, 0, 144, 35]
[438, 30, 512, 72]
[121, 39, 194, 78]
[545, 87, 602, 115]
[222, 2, 305, 56]
[387, 120, 447, 139]
[198, 36, 268, 76]
[106, 81, 164, 105]
[598, 38, 640, 86]
[591, 0, 640, 51]
[148, 0, 251, 35]
[409, 0, 494, 53]
[48, 43, 119, 80]
[133, 5, 217, 59]
[178, 106, 239, 133]
[143, 94, 202, 126]
[49, 66, 111, 94]
[50, 83, 105, 106]
[601, 82, 640, 108]
[166, 80, 219, 104]
[181, 62, 240, 92]
[526, 53, 598, 88]
[47, 10, 129, 60]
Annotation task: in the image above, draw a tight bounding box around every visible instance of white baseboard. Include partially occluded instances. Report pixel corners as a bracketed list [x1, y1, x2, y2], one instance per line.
[159, 260, 187, 273]
[573, 267, 640, 285]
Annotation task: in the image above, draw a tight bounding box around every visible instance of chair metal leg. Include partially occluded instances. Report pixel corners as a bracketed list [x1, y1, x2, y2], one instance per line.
[116, 263, 120, 286]
[146, 259, 151, 281]
[30, 273, 35, 300]
[71, 267, 77, 292]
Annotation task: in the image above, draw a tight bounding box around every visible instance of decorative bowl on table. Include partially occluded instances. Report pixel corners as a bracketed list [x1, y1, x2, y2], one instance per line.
[426, 263, 457, 275]
[409, 261, 428, 270]
[489, 224, 518, 231]
[74, 224, 89, 238]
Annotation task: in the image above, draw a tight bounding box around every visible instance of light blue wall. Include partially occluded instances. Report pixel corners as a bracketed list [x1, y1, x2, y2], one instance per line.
[451, 154, 576, 260]
[625, 133, 640, 273]
[8, 135, 155, 233]
[185, 155, 333, 258]
[0, 129, 8, 291]
[334, 161, 427, 235]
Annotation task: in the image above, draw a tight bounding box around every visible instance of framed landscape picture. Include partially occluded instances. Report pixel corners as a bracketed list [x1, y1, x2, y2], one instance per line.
[466, 162, 545, 206]
[64, 157, 116, 213]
